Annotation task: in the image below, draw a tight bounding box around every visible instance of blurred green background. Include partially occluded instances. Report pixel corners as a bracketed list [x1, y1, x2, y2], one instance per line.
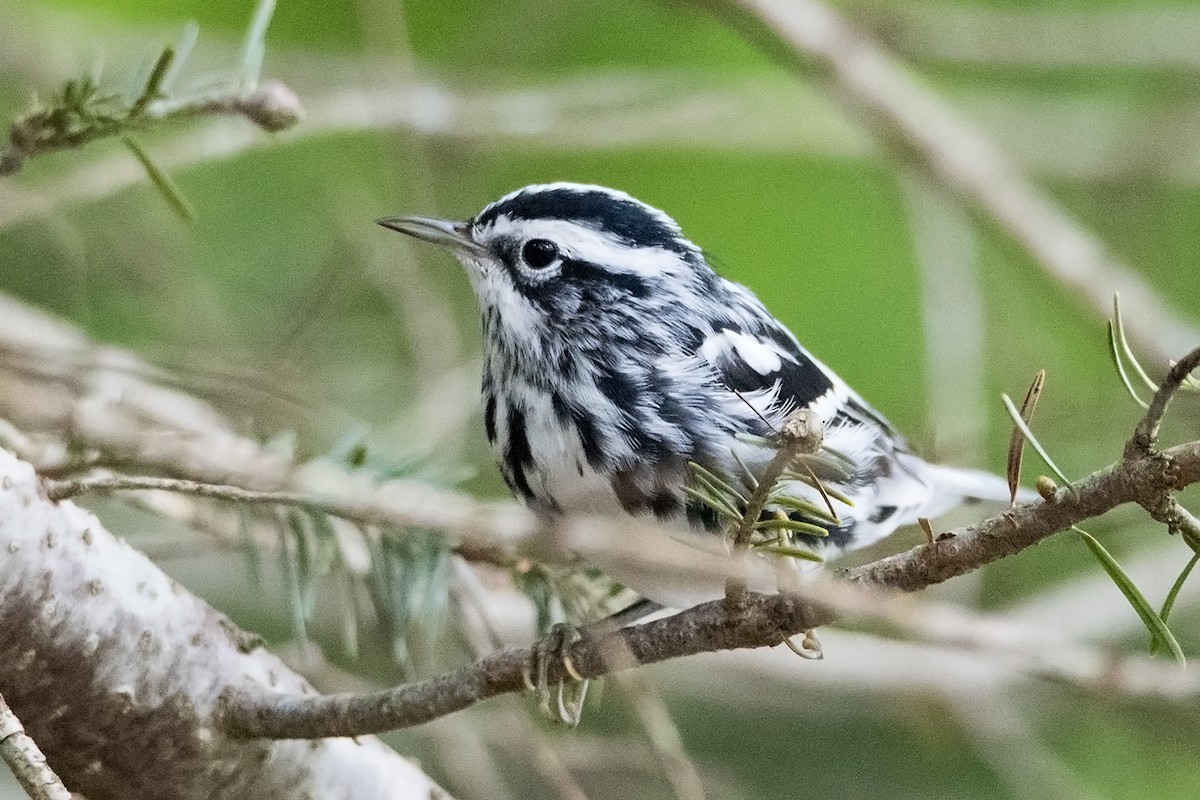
[2, 0, 1200, 798]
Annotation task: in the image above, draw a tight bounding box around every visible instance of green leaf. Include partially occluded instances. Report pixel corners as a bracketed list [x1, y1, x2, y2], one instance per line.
[121, 136, 195, 221]
[1001, 393, 1074, 491]
[1074, 527, 1185, 666]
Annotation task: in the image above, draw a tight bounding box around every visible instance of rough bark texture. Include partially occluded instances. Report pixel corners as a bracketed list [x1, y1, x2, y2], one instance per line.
[0, 450, 449, 799]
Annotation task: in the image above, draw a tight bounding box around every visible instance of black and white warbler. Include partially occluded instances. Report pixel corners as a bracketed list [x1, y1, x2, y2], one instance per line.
[379, 183, 1012, 596]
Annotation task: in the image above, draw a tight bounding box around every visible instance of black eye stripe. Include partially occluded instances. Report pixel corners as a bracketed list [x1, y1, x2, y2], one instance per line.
[560, 258, 650, 298]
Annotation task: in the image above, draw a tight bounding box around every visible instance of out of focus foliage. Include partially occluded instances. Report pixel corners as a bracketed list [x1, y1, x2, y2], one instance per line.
[2, 1, 1199, 798]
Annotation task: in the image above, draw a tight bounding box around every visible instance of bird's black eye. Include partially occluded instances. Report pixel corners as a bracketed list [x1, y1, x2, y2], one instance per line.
[521, 239, 559, 269]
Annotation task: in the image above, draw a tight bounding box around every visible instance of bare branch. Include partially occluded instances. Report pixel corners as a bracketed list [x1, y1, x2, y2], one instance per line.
[1129, 345, 1200, 455]
[220, 438, 1200, 739]
[43, 473, 325, 504]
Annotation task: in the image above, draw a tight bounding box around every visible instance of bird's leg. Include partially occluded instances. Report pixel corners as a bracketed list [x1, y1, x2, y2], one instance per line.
[522, 597, 663, 725]
[522, 622, 586, 725]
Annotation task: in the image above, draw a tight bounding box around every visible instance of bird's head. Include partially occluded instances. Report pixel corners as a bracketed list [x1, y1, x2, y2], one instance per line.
[378, 183, 714, 348]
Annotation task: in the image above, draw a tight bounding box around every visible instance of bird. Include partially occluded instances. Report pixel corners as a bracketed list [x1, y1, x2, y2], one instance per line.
[378, 182, 1017, 602]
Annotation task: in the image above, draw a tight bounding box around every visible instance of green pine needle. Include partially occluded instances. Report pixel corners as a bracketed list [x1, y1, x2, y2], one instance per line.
[1111, 294, 1159, 394]
[241, 0, 277, 88]
[767, 492, 841, 525]
[754, 517, 830, 537]
[1153, 553, 1199, 656]
[686, 462, 747, 503]
[780, 470, 855, 506]
[681, 485, 741, 521]
[753, 543, 824, 562]
[1074, 526, 1185, 666]
[122, 136, 195, 221]
[1107, 321, 1150, 409]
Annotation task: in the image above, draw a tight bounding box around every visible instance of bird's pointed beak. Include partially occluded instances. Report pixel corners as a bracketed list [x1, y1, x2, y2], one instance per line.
[376, 215, 484, 256]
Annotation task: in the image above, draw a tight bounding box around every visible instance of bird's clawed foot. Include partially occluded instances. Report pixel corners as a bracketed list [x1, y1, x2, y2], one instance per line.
[783, 628, 823, 660]
[522, 622, 590, 726]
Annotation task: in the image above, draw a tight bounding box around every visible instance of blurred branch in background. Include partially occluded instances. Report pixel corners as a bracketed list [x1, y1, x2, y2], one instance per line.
[901, 174, 986, 463]
[691, 0, 1200, 368]
[872, 2, 1200, 71]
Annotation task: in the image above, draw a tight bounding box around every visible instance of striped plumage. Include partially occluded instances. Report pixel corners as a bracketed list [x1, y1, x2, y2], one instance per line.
[380, 183, 1012, 591]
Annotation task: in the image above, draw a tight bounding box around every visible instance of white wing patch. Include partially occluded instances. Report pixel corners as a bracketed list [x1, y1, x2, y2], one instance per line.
[699, 329, 796, 377]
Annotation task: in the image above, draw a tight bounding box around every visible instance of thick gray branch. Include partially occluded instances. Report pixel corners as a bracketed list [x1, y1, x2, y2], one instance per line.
[0, 450, 449, 799]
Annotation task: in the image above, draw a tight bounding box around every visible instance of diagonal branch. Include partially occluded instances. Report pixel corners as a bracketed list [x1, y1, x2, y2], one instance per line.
[1129, 346, 1200, 455]
[221, 437, 1200, 739]
[690, 0, 1200, 367]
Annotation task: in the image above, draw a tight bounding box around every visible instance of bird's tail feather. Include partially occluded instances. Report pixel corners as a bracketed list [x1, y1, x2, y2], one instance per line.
[922, 462, 1037, 518]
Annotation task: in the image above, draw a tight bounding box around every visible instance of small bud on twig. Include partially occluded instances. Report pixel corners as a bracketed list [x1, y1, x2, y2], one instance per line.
[1036, 475, 1058, 501]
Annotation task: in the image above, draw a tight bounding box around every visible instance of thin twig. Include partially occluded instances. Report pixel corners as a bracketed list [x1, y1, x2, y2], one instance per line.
[725, 408, 823, 603]
[0, 0, 300, 176]
[1128, 344, 1200, 456]
[40, 473, 516, 567]
[729, 409, 823, 551]
[45, 473, 326, 505]
[0, 693, 72, 800]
